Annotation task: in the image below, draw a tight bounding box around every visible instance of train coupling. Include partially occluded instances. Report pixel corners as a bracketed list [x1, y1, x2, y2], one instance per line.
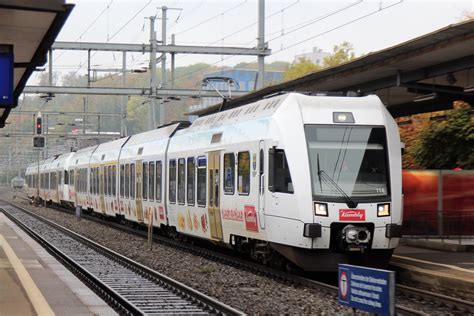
[342, 225, 371, 251]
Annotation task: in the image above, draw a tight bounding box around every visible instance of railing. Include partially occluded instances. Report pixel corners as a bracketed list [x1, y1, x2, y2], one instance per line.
[402, 170, 474, 240]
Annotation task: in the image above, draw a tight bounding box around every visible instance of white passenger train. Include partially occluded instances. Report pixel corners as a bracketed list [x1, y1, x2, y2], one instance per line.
[25, 92, 402, 271]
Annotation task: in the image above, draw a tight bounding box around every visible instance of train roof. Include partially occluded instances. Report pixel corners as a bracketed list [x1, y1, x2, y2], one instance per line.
[124, 122, 181, 147]
[91, 137, 130, 164]
[186, 93, 288, 132]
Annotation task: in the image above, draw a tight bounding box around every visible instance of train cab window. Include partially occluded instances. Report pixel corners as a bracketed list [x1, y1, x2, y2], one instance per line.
[120, 165, 124, 197]
[64, 171, 69, 185]
[130, 163, 135, 199]
[125, 164, 130, 198]
[143, 162, 148, 200]
[187, 157, 195, 206]
[178, 158, 185, 204]
[269, 149, 294, 194]
[197, 156, 206, 207]
[238, 151, 250, 195]
[223, 153, 235, 194]
[169, 160, 177, 203]
[156, 161, 162, 202]
[149, 162, 155, 201]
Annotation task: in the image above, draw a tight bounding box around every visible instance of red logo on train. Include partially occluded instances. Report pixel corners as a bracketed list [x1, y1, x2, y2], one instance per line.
[339, 209, 365, 221]
[244, 205, 258, 232]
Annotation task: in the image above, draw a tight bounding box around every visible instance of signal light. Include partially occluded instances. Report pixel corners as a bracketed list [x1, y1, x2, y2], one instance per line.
[36, 117, 42, 134]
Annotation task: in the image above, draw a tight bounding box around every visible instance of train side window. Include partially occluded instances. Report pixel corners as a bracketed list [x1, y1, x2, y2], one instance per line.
[169, 159, 176, 204]
[268, 148, 294, 194]
[149, 162, 155, 201]
[143, 162, 148, 200]
[187, 157, 195, 206]
[105, 167, 109, 196]
[259, 148, 264, 193]
[196, 156, 206, 207]
[238, 151, 250, 195]
[106, 166, 109, 196]
[177, 158, 185, 205]
[223, 153, 235, 194]
[97, 168, 100, 195]
[130, 163, 135, 199]
[112, 165, 116, 197]
[90, 169, 93, 194]
[120, 165, 124, 197]
[156, 161, 162, 202]
[109, 166, 112, 196]
[89, 169, 93, 194]
[125, 164, 130, 198]
[96, 168, 99, 195]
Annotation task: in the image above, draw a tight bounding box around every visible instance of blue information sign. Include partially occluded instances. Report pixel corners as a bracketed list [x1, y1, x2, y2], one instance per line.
[338, 264, 395, 316]
[0, 50, 14, 107]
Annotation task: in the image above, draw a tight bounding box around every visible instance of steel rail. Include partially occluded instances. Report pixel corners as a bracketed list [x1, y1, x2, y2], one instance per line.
[6, 196, 473, 315]
[0, 201, 243, 315]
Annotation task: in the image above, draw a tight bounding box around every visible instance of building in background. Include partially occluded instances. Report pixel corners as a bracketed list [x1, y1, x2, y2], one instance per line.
[294, 47, 330, 66]
[189, 69, 284, 120]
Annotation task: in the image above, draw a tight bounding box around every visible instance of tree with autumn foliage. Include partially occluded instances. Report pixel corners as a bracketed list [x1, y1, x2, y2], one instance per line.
[283, 57, 321, 81]
[410, 103, 474, 169]
[323, 41, 356, 68]
[283, 41, 356, 81]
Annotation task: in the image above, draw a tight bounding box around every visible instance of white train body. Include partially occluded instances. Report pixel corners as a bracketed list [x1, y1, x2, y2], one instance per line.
[25, 93, 402, 271]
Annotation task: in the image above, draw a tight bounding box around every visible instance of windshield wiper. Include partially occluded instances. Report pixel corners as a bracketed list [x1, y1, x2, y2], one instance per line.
[318, 169, 358, 208]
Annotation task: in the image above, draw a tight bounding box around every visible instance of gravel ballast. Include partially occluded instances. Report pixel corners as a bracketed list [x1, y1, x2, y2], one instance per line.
[4, 193, 351, 315]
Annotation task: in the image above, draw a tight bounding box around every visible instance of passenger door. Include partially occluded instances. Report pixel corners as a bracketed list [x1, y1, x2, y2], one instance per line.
[135, 160, 144, 222]
[208, 151, 223, 240]
[258, 141, 266, 230]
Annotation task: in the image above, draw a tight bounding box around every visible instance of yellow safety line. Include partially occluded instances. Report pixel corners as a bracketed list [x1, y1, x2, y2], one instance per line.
[393, 254, 474, 274]
[0, 235, 55, 316]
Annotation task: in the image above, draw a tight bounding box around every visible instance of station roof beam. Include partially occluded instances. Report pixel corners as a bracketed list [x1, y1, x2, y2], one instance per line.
[0, 0, 73, 128]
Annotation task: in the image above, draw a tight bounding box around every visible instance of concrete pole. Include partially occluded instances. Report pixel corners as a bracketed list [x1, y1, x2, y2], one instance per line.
[121, 51, 128, 137]
[48, 50, 53, 86]
[159, 6, 168, 127]
[83, 98, 86, 136]
[149, 17, 157, 130]
[257, 0, 265, 90]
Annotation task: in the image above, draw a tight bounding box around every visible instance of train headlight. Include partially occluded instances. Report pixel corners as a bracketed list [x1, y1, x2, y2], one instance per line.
[314, 202, 328, 216]
[377, 203, 390, 217]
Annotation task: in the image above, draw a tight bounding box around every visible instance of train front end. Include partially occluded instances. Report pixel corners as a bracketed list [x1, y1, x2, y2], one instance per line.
[270, 93, 402, 271]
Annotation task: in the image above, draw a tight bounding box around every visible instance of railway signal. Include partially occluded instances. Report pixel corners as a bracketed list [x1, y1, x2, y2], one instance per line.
[36, 116, 43, 135]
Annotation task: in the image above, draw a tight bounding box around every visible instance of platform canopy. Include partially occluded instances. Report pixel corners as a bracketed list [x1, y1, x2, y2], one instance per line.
[0, 0, 73, 128]
[194, 19, 474, 118]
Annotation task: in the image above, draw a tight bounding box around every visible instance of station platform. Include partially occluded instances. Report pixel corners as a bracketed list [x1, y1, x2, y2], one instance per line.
[391, 242, 474, 300]
[0, 212, 116, 316]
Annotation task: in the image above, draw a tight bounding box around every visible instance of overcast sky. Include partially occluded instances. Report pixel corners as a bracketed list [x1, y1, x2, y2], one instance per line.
[34, 0, 473, 83]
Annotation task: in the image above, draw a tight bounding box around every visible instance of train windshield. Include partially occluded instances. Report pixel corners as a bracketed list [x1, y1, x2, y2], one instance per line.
[305, 125, 389, 200]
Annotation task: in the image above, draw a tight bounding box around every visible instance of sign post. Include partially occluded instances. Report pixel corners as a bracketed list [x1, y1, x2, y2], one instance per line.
[338, 264, 395, 316]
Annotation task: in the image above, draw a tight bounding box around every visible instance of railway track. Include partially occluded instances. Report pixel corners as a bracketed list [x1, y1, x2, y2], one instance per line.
[4, 197, 474, 315]
[0, 202, 242, 315]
